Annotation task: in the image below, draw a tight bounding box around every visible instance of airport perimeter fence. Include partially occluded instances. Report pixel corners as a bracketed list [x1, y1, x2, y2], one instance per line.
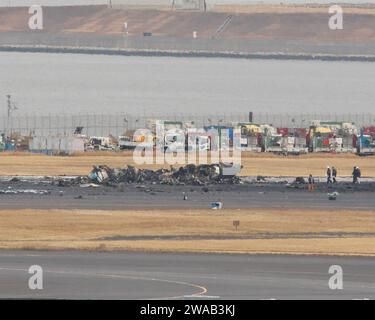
[2, 112, 375, 137]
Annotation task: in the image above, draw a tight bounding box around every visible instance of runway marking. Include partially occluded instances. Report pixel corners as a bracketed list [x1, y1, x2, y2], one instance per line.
[0, 266, 209, 300]
[0, 254, 42, 257]
[183, 295, 220, 299]
[0, 267, 26, 272]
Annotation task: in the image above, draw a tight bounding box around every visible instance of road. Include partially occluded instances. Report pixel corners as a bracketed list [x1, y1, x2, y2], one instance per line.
[0, 251, 375, 300]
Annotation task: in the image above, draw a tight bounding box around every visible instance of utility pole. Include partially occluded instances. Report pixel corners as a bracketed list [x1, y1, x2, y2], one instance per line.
[6, 95, 11, 119]
[6, 94, 18, 118]
[6, 94, 18, 136]
[6, 95, 11, 137]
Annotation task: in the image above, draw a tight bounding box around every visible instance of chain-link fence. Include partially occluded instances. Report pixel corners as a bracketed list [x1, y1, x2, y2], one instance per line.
[2, 112, 375, 137]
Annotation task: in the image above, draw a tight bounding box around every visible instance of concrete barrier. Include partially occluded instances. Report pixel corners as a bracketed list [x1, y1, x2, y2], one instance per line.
[2, 32, 375, 59]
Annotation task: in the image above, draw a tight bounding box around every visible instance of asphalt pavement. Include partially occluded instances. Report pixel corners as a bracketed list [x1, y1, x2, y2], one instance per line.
[1, 251, 375, 300]
[0, 181, 374, 210]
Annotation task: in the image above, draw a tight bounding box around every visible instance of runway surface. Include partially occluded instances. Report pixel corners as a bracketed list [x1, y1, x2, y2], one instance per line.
[0, 182, 375, 210]
[1, 251, 375, 300]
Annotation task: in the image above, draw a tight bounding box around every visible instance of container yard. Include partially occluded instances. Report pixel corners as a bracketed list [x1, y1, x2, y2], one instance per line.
[1, 114, 374, 156]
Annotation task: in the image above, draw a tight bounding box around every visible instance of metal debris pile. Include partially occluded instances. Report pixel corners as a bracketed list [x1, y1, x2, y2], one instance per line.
[0, 188, 51, 195]
[88, 163, 241, 186]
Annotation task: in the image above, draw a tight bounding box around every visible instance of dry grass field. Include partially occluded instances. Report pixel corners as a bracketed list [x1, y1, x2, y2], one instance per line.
[1, 208, 375, 256]
[0, 152, 373, 177]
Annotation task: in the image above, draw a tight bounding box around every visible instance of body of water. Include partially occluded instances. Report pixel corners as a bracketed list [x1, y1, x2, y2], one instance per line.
[0, 51, 374, 116]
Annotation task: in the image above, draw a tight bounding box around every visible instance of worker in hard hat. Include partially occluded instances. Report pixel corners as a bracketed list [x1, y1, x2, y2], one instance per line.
[352, 166, 357, 184]
[326, 166, 332, 184]
[352, 166, 361, 184]
[356, 166, 361, 184]
[308, 174, 315, 192]
[332, 166, 337, 184]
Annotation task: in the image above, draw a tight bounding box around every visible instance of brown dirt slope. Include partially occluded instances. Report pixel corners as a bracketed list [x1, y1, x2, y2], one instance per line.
[1, 5, 375, 42]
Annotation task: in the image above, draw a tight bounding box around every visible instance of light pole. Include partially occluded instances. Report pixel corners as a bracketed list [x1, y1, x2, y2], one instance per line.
[6, 95, 18, 137]
[123, 21, 129, 49]
[124, 117, 129, 134]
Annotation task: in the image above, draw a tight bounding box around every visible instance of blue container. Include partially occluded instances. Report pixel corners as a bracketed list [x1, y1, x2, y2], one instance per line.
[4, 142, 15, 151]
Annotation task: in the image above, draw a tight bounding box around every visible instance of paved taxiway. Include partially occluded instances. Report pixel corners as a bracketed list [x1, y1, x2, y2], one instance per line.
[1, 251, 375, 299]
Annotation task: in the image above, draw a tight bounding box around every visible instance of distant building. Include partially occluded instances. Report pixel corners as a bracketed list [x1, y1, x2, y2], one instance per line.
[29, 136, 85, 155]
[110, 0, 207, 11]
[110, 0, 173, 10]
[173, 0, 206, 11]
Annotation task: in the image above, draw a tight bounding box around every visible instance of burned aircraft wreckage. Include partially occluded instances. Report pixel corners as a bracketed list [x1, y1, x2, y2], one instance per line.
[86, 163, 242, 186]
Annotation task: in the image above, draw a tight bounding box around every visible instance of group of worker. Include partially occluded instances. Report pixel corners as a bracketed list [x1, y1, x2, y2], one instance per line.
[326, 166, 338, 184]
[307, 165, 362, 191]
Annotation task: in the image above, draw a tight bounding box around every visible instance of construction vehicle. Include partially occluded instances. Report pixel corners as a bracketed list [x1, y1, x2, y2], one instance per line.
[186, 131, 211, 151]
[119, 135, 138, 150]
[147, 120, 187, 153]
[307, 121, 357, 153]
[0, 134, 4, 152]
[86, 136, 116, 151]
[263, 125, 308, 155]
[119, 129, 153, 150]
[357, 127, 375, 156]
[264, 133, 283, 153]
[262, 124, 283, 153]
[232, 122, 263, 152]
[276, 128, 308, 155]
[164, 129, 186, 153]
[204, 125, 232, 151]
